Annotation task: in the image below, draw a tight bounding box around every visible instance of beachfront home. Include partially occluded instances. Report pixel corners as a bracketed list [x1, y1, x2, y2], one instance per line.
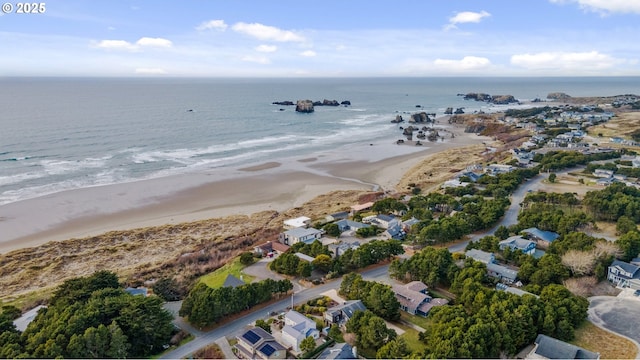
[284, 216, 311, 229]
[526, 334, 599, 359]
[324, 300, 366, 327]
[608, 260, 640, 289]
[499, 236, 536, 255]
[364, 214, 400, 229]
[279, 227, 323, 245]
[281, 310, 320, 352]
[235, 327, 287, 360]
[335, 219, 369, 233]
[392, 281, 448, 317]
[222, 274, 245, 288]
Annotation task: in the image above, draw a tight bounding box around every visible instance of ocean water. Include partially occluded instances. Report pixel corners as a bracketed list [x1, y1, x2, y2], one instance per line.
[1, 77, 638, 206]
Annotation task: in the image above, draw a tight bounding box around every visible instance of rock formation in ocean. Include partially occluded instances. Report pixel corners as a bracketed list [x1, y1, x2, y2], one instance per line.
[547, 92, 571, 100]
[391, 115, 404, 123]
[341, 100, 351, 106]
[272, 101, 295, 106]
[296, 100, 315, 113]
[462, 92, 518, 104]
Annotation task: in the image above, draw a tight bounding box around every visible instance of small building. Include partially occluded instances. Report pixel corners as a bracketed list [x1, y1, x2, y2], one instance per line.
[364, 214, 399, 229]
[284, 216, 311, 229]
[335, 219, 369, 233]
[223, 274, 245, 288]
[324, 300, 366, 327]
[325, 211, 349, 223]
[235, 327, 287, 360]
[521, 228, 559, 248]
[593, 169, 614, 178]
[350, 202, 374, 214]
[392, 281, 448, 317]
[465, 249, 496, 265]
[487, 263, 518, 284]
[317, 342, 357, 359]
[281, 310, 320, 352]
[280, 227, 323, 245]
[328, 242, 360, 258]
[271, 242, 290, 254]
[526, 334, 599, 359]
[499, 236, 536, 255]
[384, 224, 405, 240]
[402, 217, 420, 232]
[255, 241, 274, 256]
[485, 164, 514, 175]
[608, 260, 640, 289]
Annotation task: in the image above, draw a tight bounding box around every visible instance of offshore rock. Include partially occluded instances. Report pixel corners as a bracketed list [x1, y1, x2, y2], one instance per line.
[272, 101, 295, 106]
[341, 100, 351, 106]
[296, 100, 315, 113]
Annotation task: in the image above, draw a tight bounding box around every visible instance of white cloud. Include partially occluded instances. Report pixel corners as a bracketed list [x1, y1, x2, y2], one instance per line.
[434, 56, 492, 70]
[135, 37, 173, 48]
[231, 22, 305, 42]
[92, 37, 172, 51]
[94, 39, 137, 51]
[196, 19, 228, 31]
[241, 55, 271, 64]
[135, 68, 167, 75]
[549, 0, 640, 14]
[255, 44, 277, 53]
[300, 50, 316, 57]
[511, 51, 616, 70]
[446, 10, 491, 30]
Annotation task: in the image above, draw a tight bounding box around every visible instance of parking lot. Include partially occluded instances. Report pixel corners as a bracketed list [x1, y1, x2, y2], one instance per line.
[588, 293, 640, 345]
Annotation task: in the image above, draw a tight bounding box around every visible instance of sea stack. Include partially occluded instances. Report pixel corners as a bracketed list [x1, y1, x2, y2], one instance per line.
[296, 99, 314, 113]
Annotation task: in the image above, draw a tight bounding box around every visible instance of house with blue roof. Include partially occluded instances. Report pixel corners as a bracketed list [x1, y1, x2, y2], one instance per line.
[279, 227, 323, 245]
[526, 334, 599, 359]
[335, 219, 369, 233]
[235, 327, 286, 359]
[324, 300, 366, 327]
[281, 310, 319, 353]
[521, 227, 560, 248]
[499, 236, 536, 255]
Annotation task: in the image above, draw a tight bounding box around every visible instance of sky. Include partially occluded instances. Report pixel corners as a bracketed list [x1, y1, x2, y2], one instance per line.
[1, 0, 640, 77]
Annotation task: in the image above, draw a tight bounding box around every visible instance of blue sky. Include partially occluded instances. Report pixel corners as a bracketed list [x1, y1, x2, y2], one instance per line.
[1, 0, 639, 77]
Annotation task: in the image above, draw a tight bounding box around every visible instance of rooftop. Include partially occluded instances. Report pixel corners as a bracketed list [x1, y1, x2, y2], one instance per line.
[532, 334, 599, 359]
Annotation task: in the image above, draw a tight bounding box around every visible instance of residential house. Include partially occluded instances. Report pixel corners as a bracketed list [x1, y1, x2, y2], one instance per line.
[364, 214, 399, 229]
[235, 327, 287, 360]
[335, 219, 369, 233]
[392, 281, 448, 317]
[325, 211, 349, 223]
[596, 177, 614, 187]
[284, 216, 311, 229]
[317, 342, 357, 359]
[496, 283, 538, 298]
[499, 236, 536, 255]
[279, 227, 323, 245]
[521, 228, 559, 248]
[222, 274, 245, 288]
[485, 164, 514, 175]
[526, 334, 599, 359]
[608, 260, 640, 289]
[255, 241, 274, 257]
[465, 249, 496, 265]
[324, 300, 366, 327]
[328, 242, 360, 257]
[272, 242, 290, 254]
[350, 202, 374, 215]
[593, 169, 614, 178]
[487, 263, 518, 284]
[401, 217, 420, 232]
[384, 224, 405, 240]
[281, 310, 320, 352]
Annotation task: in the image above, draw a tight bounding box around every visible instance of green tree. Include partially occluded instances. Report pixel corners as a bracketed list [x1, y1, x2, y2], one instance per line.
[548, 173, 557, 183]
[312, 254, 333, 273]
[376, 337, 410, 359]
[300, 336, 316, 353]
[617, 231, 640, 261]
[616, 216, 638, 235]
[152, 277, 184, 301]
[323, 223, 341, 237]
[239, 251, 255, 265]
[328, 324, 344, 343]
[255, 319, 271, 334]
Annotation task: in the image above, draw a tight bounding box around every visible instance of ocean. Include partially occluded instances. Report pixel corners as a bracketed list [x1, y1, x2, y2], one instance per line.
[1, 77, 638, 206]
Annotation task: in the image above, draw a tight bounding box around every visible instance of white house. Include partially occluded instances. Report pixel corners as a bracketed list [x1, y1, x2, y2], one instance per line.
[284, 216, 311, 229]
[281, 310, 319, 352]
[279, 227, 323, 245]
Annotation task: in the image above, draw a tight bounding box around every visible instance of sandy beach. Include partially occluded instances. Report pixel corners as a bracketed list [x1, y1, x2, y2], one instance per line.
[0, 124, 488, 254]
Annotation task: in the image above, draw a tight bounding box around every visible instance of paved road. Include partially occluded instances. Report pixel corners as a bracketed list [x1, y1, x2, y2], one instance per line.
[588, 295, 640, 345]
[160, 265, 390, 359]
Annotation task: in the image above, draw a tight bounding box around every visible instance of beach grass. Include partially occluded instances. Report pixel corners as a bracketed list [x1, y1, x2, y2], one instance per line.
[199, 257, 255, 288]
[571, 320, 638, 359]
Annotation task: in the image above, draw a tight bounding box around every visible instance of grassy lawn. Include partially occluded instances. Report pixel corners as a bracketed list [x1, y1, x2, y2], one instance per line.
[400, 312, 432, 330]
[199, 257, 255, 288]
[572, 321, 638, 359]
[400, 328, 427, 354]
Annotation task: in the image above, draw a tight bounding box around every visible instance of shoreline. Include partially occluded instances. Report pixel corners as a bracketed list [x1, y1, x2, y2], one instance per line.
[0, 123, 488, 254]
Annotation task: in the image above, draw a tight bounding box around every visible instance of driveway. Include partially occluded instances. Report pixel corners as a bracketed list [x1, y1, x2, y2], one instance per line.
[243, 257, 305, 292]
[588, 295, 640, 346]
